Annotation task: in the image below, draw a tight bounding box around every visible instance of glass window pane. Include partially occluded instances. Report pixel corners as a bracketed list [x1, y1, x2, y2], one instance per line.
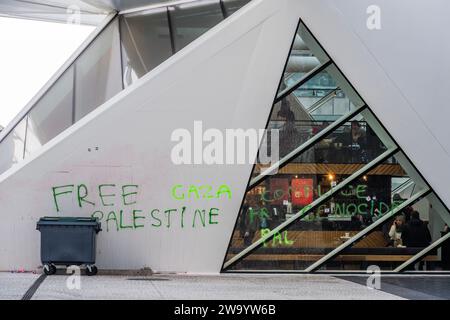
[279, 22, 330, 96]
[169, 0, 224, 53]
[253, 101, 364, 180]
[25, 66, 74, 156]
[226, 112, 396, 269]
[74, 19, 122, 122]
[0, 118, 27, 174]
[254, 64, 365, 180]
[226, 151, 429, 271]
[403, 194, 450, 272]
[222, 0, 251, 16]
[120, 8, 173, 86]
[320, 192, 436, 272]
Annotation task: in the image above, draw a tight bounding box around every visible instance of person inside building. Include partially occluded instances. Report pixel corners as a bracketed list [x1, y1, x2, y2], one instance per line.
[334, 120, 367, 163]
[350, 121, 366, 145]
[239, 196, 260, 246]
[402, 211, 432, 247]
[388, 215, 405, 247]
[392, 193, 413, 222]
[350, 213, 363, 231]
[276, 101, 299, 153]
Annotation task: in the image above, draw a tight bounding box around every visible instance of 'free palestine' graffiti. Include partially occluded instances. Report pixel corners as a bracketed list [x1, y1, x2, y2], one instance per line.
[51, 184, 232, 232]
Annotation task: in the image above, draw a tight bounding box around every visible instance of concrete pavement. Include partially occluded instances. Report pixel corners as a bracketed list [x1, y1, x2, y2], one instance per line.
[0, 273, 405, 300]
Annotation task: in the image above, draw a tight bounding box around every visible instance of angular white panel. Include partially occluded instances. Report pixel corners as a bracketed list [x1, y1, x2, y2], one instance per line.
[0, 0, 298, 273]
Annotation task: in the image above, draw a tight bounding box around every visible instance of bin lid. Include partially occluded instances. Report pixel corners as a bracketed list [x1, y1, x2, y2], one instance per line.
[37, 217, 101, 231]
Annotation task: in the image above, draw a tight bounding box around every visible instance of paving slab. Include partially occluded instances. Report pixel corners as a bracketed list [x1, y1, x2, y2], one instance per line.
[31, 274, 404, 300]
[338, 275, 450, 300]
[0, 272, 40, 300]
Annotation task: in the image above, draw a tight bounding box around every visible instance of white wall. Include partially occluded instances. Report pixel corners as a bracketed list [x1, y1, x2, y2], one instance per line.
[0, 0, 298, 273]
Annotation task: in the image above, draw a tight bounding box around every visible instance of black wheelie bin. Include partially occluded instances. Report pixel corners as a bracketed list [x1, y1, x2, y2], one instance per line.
[36, 217, 101, 276]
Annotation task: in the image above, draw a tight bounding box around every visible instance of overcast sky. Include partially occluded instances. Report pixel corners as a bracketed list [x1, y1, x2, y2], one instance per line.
[0, 17, 94, 128]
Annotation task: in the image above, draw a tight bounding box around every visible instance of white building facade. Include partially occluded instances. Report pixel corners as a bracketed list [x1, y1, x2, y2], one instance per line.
[1, 0, 450, 274]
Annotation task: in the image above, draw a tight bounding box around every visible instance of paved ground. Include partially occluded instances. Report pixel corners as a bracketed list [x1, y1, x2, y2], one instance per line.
[0, 273, 406, 300]
[338, 275, 450, 300]
[2, 272, 450, 300]
[0, 273, 40, 300]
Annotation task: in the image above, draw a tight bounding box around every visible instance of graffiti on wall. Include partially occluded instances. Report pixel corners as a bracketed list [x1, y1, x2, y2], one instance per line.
[51, 184, 232, 232]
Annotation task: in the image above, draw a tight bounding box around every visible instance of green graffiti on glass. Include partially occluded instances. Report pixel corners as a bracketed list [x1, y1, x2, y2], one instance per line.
[261, 184, 367, 203]
[260, 184, 403, 217]
[248, 207, 270, 224]
[260, 228, 294, 247]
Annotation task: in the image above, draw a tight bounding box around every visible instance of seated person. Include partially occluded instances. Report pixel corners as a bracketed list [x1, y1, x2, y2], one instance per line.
[388, 215, 405, 247]
[336, 121, 367, 147]
[334, 121, 367, 163]
[350, 214, 363, 231]
[392, 193, 413, 223]
[401, 211, 432, 247]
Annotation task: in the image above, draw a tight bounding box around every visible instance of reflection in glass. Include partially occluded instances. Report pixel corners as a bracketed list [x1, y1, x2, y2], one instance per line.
[402, 194, 450, 272]
[120, 8, 173, 86]
[74, 19, 122, 121]
[169, 0, 224, 52]
[320, 193, 437, 271]
[227, 151, 430, 271]
[259, 68, 360, 164]
[222, 0, 251, 16]
[254, 109, 381, 180]
[279, 22, 330, 96]
[226, 112, 394, 268]
[254, 66, 364, 178]
[25, 67, 74, 156]
[0, 118, 27, 174]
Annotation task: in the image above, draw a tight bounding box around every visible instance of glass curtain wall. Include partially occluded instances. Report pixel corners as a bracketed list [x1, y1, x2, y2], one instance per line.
[169, 0, 224, 52]
[121, 0, 231, 87]
[0, 0, 252, 175]
[222, 0, 252, 16]
[120, 8, 173, 85]
[25, 19, 122, 156]
[224, 20, 450, 273]
[0, 118, 27, 174]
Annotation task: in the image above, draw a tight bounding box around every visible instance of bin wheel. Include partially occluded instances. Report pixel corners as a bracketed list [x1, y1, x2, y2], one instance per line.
[86, 265, 98, 276]
[43, 264, 56, 275]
